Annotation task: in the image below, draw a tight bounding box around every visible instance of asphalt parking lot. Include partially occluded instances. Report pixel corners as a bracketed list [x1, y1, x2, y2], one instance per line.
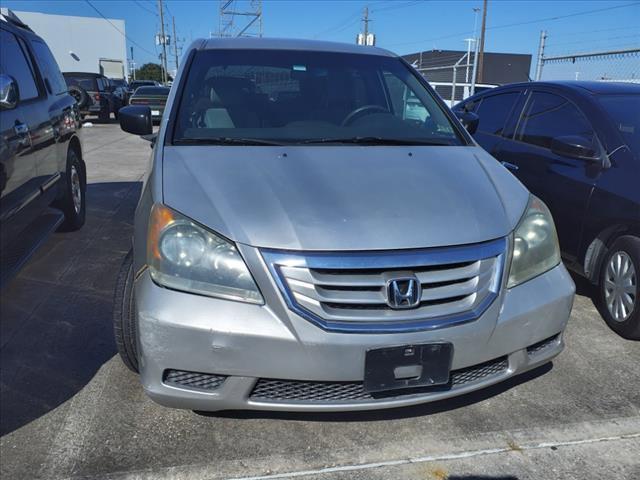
[0, 123, 639, 480]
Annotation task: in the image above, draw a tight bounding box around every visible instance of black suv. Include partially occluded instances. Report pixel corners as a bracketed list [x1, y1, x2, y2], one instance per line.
[63, 72, 113, 121]
[455, 81, 640, 339]
[0, 11, 86, 287]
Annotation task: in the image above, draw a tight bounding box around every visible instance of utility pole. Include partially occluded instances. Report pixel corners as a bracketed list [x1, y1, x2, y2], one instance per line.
[476, 0, 488, 84]
[172, 16, 179, 72]
[535, 30, 547, 81]
[363, 6, 369, 39]
[158, 0, 168, 85]
[130, 46, 136, 80]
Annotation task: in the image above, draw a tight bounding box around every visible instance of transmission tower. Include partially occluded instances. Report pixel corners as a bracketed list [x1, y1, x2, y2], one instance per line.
[218, 0, 263, 37]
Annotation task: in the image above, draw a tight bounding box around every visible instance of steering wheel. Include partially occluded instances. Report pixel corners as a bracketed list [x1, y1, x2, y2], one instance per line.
[341, 104, 389, 126]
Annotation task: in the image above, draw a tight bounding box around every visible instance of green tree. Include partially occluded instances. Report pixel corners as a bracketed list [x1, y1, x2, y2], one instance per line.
[132, 63, 172, 83]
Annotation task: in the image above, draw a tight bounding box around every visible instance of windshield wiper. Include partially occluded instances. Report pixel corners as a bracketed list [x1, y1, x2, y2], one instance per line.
[297, 136, 452, 146]
[174, 137, 286, 146]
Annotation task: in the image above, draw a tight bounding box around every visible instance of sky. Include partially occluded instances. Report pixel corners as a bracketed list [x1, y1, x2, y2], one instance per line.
[3, 0, 640, 78]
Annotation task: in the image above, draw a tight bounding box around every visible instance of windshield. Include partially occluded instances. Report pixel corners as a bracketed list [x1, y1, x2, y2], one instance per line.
[173, 49, 463, 145]
[598, 94, 640, 154]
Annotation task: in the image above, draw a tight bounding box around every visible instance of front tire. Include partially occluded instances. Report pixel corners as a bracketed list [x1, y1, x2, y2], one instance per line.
[599, 236, 640, 340]
[113, 250, 140, 373]
[57, 147, 86, 231]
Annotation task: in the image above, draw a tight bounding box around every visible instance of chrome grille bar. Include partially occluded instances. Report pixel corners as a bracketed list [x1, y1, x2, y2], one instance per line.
[261, 238, 507, 333]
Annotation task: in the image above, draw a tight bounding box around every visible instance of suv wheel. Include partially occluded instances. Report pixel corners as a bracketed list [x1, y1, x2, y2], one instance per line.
[599, 236, 640, 340]
[57, 147, 86, 231]
[99, 107, 110, 122]
[113, 250, 140, 373]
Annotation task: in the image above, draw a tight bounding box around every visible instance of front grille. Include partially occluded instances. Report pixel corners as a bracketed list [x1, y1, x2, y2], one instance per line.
[250, 356, 508, 403]
[262, 238, 506, 332]
[527, 334, 560, 357]
[163, 369, 226, 390]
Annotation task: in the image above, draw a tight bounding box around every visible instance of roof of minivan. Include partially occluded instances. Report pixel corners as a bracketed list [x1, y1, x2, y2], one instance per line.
[493, 80, 640, 95]
[200, 37, 396, 57]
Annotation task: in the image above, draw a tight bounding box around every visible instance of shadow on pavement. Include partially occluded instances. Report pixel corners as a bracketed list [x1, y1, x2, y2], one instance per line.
[201, 363, 553, 422]
[0, 181, 141, 436]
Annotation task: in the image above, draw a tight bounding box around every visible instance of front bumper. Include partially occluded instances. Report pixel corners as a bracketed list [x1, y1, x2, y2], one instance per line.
[135, 261, 574, 412]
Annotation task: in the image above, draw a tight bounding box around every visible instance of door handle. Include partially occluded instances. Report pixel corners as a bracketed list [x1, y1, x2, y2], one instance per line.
[14, 122, 31, 147]
[501, 161, 519, 171]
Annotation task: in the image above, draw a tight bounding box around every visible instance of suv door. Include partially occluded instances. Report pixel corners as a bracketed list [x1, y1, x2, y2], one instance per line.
[27, 37, 72, 189]
[0, 28, 41, 228]
[493, 89, 601, 263]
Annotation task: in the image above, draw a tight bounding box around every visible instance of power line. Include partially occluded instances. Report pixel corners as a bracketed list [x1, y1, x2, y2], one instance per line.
[371, 0, 424, 13]
[386, 1, 640, 48]
[133, 0, 157, 16]
[84, 0, 156, 56]
[546, 33, 640, 49]
[312, 8, 361, 38]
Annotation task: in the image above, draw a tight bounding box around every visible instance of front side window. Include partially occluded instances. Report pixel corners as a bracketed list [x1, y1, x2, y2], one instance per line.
[30, 39, 67, 95]
[515, 91, 594, 150]
[173, 49, 463, 145]
[474, 92, 519, 136]
[0, 29, 39, 101]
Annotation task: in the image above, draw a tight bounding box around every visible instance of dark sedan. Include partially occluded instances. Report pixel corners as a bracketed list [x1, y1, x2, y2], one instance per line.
[455, 81, 640, 339]
[128, 86, 169, 121]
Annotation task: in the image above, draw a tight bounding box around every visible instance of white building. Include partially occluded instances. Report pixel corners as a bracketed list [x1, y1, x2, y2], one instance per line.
[15, 10, 128, 78]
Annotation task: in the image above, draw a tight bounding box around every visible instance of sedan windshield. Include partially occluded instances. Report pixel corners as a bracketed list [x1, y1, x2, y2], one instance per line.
[598, 94, 640, 155]
[173, 49, 464, 145]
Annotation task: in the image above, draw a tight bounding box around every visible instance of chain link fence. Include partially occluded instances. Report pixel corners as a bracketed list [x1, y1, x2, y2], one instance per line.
[538, 48, 640, 82]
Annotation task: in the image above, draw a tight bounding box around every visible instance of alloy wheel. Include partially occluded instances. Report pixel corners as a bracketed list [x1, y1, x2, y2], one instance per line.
[604, 251, 637, 322]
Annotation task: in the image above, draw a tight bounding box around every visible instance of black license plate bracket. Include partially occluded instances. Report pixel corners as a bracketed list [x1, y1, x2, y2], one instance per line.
[364, 343, 453, 393]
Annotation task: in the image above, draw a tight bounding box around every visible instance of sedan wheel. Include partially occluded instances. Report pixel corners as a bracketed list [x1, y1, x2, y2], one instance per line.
[599, 236, 640, 339]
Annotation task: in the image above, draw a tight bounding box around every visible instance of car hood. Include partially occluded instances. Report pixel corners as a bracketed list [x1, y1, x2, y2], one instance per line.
[162, 145, 529, 251]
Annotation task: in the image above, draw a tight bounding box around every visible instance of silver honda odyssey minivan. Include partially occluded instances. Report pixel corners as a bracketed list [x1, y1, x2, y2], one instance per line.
[115, 38, 575, 412]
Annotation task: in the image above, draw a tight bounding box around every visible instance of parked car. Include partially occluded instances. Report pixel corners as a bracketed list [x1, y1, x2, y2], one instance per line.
[0, 10, 86, 288]
[113, 38, 574, 412]
[128, 86, 169, 121]
[129, 79, 159, 93]
[455, 81, 639, 339]
[63, 71, 112, 121]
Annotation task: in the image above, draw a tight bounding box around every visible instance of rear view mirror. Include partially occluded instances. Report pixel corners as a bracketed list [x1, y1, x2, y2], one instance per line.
[455, 110, 479, 135]
[551, 135, 600, 162]
[119, 105, 153, 136]
[0, 74, 19, 110]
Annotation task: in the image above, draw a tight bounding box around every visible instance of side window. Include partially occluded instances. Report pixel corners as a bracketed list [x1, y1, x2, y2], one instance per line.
[0, 29, 39, 101]
[474, 92, 519, 136]
[516, 92, 594, 149]
[30, 39, 67, 95]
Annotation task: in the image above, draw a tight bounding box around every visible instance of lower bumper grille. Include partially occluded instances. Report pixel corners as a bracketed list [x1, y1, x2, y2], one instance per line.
[527, 334, 560, 357]
[250, 356, 508, 403]
[163, 369, 226, 390]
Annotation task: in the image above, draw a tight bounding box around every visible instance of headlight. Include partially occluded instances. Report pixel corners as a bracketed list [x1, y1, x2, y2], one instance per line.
[147, 204, 263, 304]
[508, 196, 561, 288]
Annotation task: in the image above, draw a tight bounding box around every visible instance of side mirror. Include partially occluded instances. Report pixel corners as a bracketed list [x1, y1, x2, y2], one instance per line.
[119, 105, 152, 136]
[0, 74, 19, 110]
[551, 135, 600, 162]
[455, 110, 479, 135]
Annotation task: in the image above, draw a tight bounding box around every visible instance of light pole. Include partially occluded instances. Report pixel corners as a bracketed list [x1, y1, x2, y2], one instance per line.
[470, 7, 481, 96]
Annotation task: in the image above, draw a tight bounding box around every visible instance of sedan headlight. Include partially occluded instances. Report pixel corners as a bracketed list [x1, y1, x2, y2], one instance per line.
[508, 196, 561, 288]
[147, 204, 263, 304]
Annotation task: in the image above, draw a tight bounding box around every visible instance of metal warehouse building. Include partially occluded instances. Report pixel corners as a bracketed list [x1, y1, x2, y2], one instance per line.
[14, 10, 128, 79]
[403, 49, 532, 105]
